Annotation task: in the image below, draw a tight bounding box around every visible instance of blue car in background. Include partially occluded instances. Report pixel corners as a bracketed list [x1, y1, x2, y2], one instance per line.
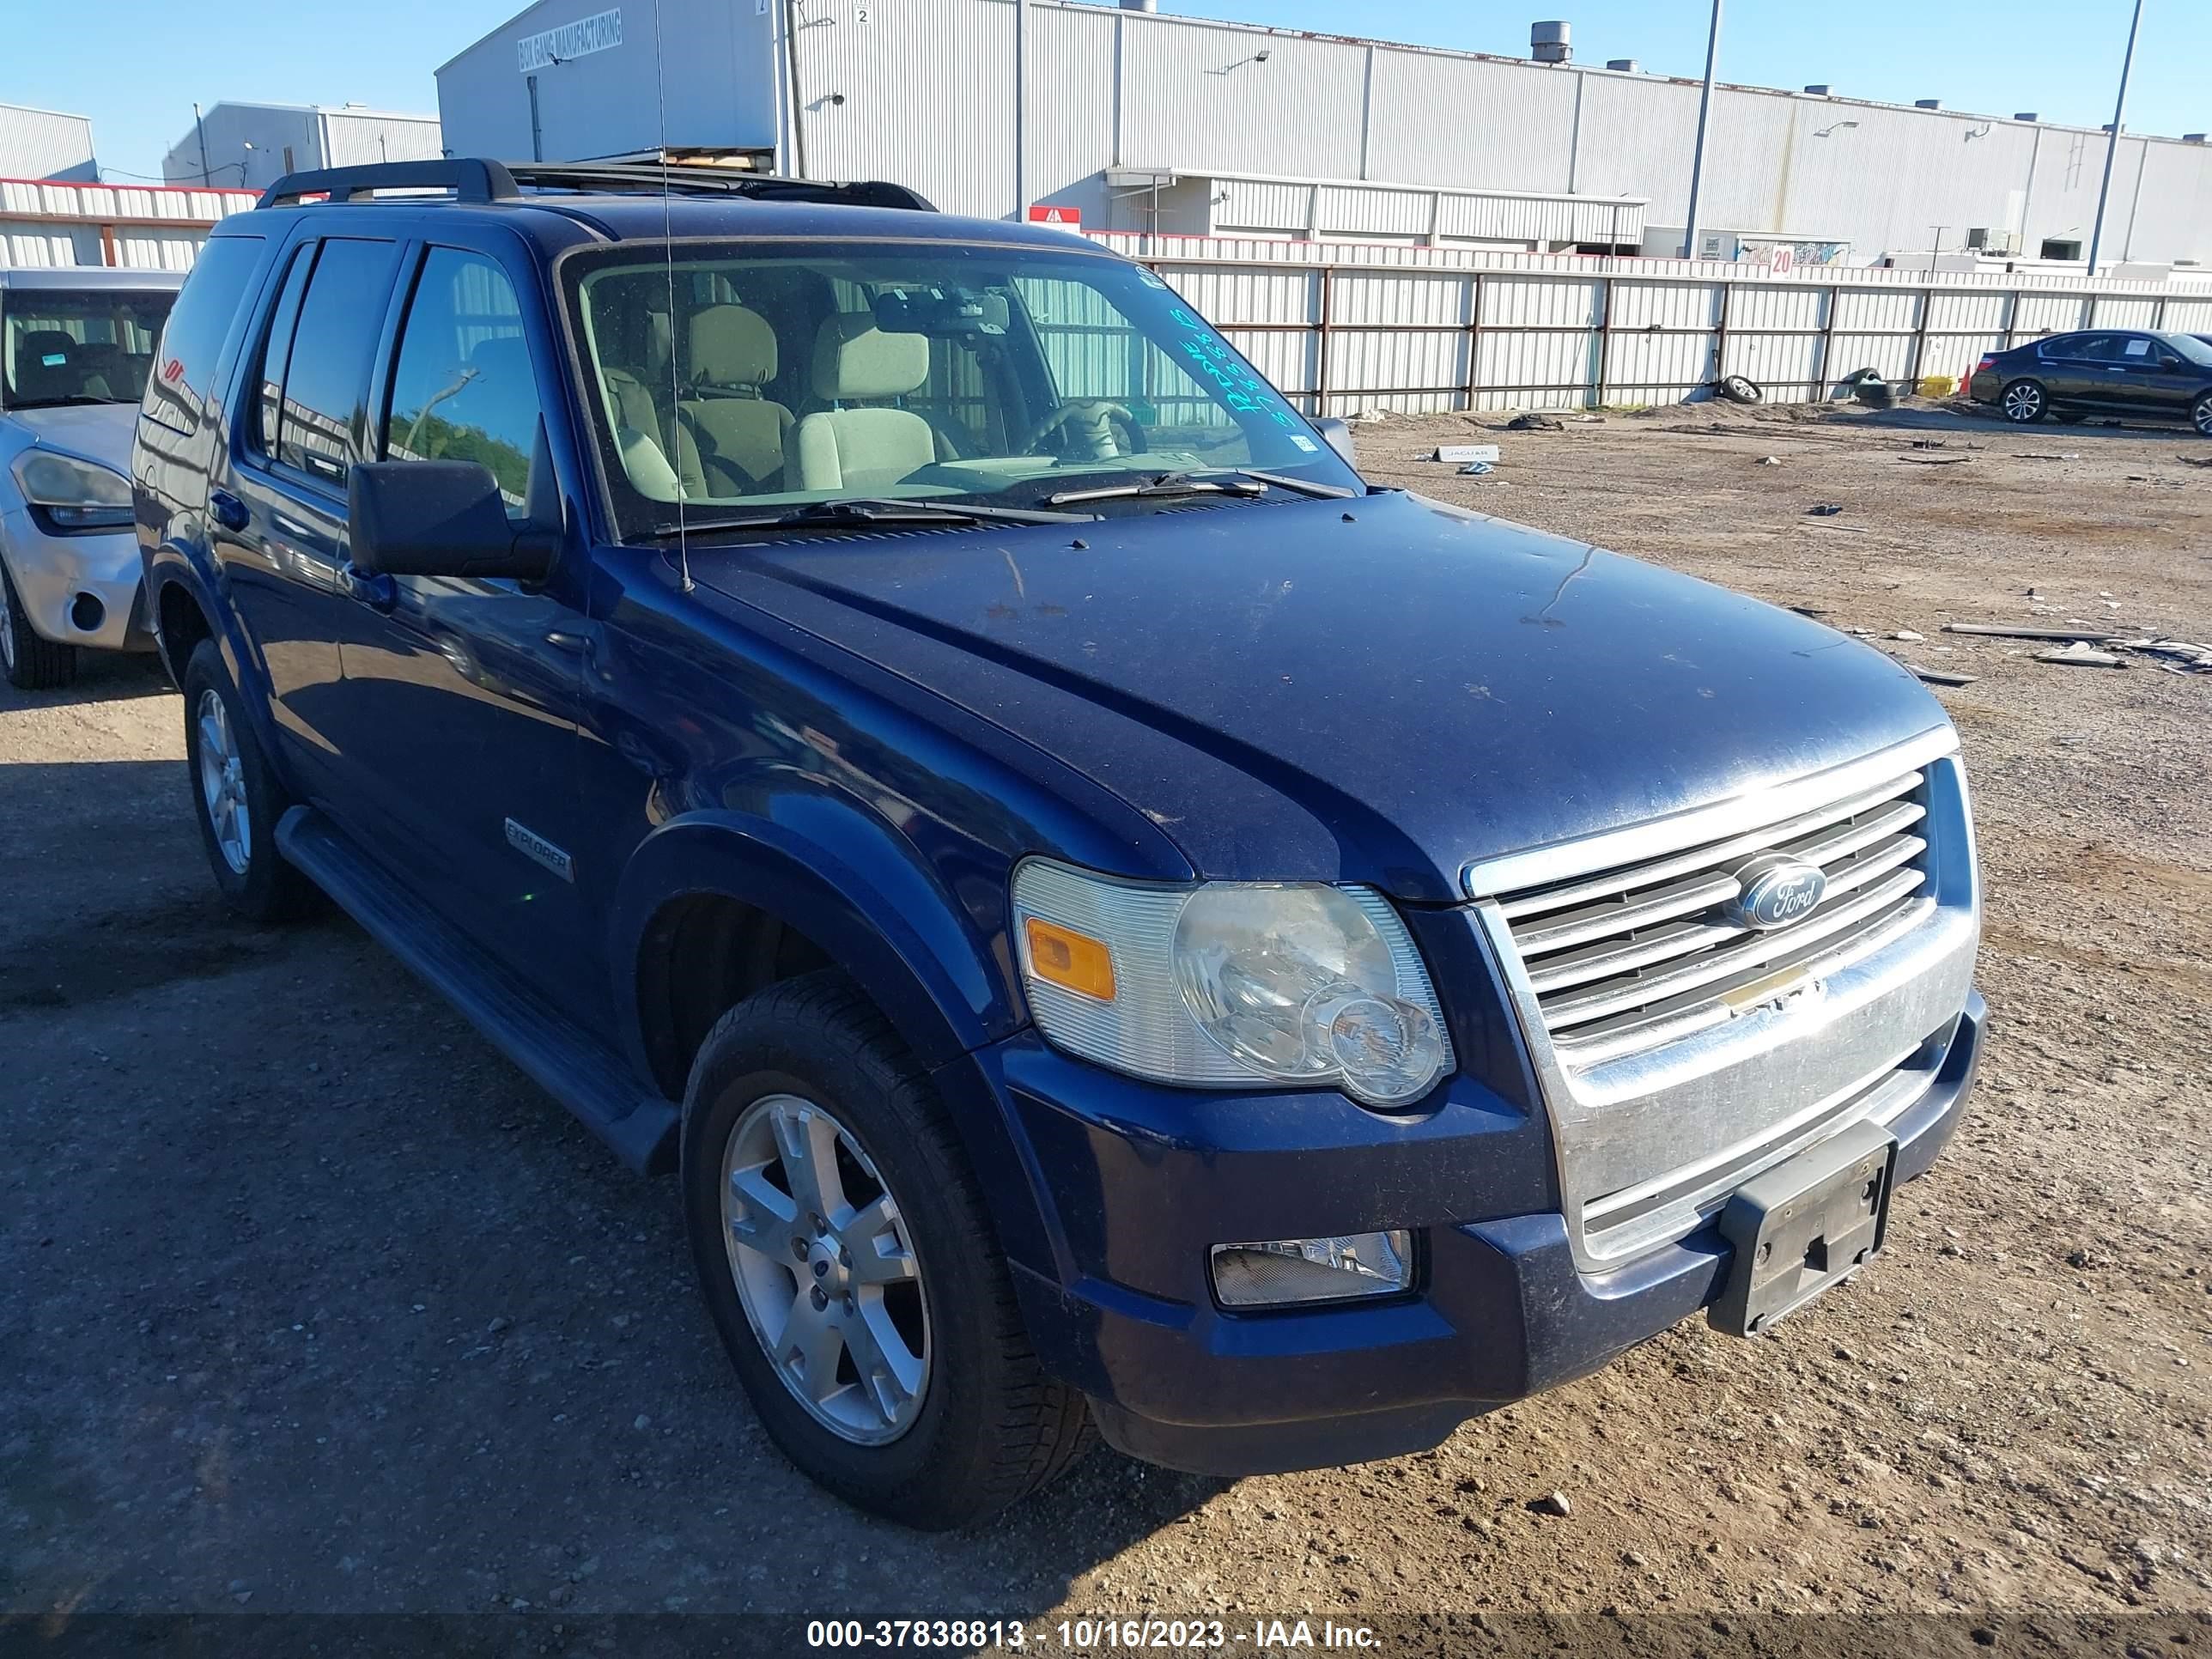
[133, 160, 1984, 1529]
[1, 267, 181, 687]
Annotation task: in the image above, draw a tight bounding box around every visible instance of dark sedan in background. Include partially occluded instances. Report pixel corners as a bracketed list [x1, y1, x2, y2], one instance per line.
[1969, 329, 2212, 434]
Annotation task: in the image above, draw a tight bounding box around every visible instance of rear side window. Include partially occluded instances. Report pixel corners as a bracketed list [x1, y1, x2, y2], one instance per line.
[252, 246, 313, 458]
[382, 248, 542, 515]
[138, 234, 264, 435]
[264, 238, 400, 488]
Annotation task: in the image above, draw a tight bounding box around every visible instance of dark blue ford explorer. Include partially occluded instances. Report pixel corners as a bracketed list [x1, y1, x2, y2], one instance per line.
[133, 160, 1984, 1529]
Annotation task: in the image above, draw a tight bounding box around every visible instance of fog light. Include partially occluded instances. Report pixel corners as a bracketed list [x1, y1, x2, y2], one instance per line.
[1209, 1231, 1413, 1308]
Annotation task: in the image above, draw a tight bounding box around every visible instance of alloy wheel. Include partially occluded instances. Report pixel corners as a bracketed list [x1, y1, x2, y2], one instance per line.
[2194, 396, 2212, 437]
[0, 570, 15, 673]
[2002, 382, 2045, 422]
[720, 1092, 930, 1445]
[195, 689, 252, 875]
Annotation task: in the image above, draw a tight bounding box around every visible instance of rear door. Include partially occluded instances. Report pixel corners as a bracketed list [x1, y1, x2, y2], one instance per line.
[2038, 332, 2122, 408]
[213, 235, 404, 790]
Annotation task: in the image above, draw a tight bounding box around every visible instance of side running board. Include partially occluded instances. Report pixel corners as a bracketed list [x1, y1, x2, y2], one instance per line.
[276, 805, 678, 1174]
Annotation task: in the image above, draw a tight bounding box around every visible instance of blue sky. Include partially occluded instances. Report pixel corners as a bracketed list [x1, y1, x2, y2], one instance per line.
[4, 0, 2204, 185]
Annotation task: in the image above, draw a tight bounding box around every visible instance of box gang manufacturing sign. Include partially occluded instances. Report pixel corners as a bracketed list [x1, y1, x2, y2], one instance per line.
[517, 8, 623, 72]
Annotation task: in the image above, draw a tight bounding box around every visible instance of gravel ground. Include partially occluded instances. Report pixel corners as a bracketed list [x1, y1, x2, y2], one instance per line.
[3, 401, 2208, 1656]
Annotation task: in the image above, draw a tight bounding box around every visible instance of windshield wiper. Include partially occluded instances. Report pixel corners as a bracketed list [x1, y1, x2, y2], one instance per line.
[1228, 467, 1358, 500]
[1042, 472, 1266, 507]
[1042, 468, 1357, 507]
[648, 497, 1097, 538]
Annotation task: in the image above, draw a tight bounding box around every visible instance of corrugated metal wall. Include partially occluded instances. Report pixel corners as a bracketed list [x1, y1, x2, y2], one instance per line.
[0, 179, 254, 270]
[0, 104, 99, 182]
[1090, 230, 2212, 415]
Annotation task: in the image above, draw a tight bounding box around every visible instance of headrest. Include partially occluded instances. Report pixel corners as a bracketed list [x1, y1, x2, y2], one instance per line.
[465, 334, 532, 385]
[811, 313, 929, 402]
[18, 329, 77, 366]
[689, 305, 777, 388]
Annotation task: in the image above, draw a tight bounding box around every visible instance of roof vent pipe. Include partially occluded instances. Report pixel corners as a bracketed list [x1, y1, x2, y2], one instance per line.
[1607, 58, 1638, 72]
[1117, 0, 1157, 10]
[1803, 84, 1832, 95]
[2187, 132, 2209, 143]
[1531, 21, 1571, 64]
[2014, 112, 2039, 122]
[1915, 99, 1942, 110]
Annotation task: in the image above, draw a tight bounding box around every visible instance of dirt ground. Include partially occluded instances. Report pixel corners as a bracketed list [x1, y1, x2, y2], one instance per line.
[3, 399, 2208, 1657]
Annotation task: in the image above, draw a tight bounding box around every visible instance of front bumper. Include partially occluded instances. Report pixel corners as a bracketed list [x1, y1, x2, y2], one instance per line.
[979, 991, 1984, 1477]
[0, 511, 152, 653]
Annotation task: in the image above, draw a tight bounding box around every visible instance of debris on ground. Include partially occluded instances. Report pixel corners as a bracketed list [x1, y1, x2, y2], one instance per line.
[1505, 413, 1565, 432]
[1430, 444, 1501, 465]
[1531, 1491, 1573, 1518]
[2014, 453, 2081, 461]
[2036, 641, 2129, 668]
[1807, 502, 1845, 516]
[1757, 456, 1782, 465]
[2119, 639, 2212, 673]
[1900, 454, 1972, 465]
[1891, 629, 1923, 641]
[1943, 623, 2124, 642]
[1902, 664, 1979, 686]
[1787, 604, 1829, 617]
[1458, 460, 1495, 477]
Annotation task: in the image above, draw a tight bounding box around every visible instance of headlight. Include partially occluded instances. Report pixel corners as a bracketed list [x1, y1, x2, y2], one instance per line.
[11, 450, 132, 532]
[1011, 859, 1452, 1107]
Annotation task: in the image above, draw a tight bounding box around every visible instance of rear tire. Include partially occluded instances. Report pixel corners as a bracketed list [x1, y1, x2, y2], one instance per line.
[0, 558, 76, 690]
[2000, 379, 2048, 423]
[180, 639, 318, 922]
[2192, 393, 2212, 438]
[681, 971, 1093, 1530]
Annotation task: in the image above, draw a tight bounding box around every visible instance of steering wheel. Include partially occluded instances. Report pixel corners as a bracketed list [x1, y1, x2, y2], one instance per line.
[1018, 399, 1148, 461]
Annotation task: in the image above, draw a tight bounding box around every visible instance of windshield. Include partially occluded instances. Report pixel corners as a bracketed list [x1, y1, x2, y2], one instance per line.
[1, 287, 177, 410]
[561, 240, 1359, 538]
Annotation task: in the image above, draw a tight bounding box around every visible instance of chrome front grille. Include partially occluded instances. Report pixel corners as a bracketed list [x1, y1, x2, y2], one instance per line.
[1495, 769, 1936, 1069]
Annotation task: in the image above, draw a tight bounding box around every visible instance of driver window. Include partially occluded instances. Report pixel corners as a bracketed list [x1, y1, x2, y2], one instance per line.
[1012, 276, 1255, 468]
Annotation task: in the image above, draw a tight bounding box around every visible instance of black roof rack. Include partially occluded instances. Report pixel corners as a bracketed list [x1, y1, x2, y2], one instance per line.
[257, 158, 935, 213]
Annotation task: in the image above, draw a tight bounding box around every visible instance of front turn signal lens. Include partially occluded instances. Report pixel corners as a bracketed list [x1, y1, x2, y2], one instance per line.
[1023, 917, 1117, 1001]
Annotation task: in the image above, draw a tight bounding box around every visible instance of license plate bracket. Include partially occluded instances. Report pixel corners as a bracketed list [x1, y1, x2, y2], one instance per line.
[1709, 1119, 1898, 1337]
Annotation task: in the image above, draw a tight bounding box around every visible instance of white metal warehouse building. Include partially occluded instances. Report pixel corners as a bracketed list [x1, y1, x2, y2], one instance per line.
[161, 102, 445, 193]
[436, 0, 2212, 272]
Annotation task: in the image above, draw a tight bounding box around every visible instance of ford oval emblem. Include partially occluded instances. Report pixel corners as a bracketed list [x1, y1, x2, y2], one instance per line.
[1726, 854, 1828, 931]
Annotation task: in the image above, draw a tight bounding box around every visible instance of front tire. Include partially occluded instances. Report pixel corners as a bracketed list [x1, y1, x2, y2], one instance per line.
[0, 558, 76, 690]
[681, 972, 1093, 1529]
[180, 639, 317, 921]
[2000, 379, 2048, 423]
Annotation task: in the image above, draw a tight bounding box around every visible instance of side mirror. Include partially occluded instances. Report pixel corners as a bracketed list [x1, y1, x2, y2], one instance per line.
[1311, 416, 1358, 469]
[348, 459, 556, 582]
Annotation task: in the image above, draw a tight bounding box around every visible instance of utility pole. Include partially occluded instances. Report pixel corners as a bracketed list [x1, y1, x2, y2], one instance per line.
[193, 102, 212, 186]
[1680, 0, 1723, 258]
[2087, 0, 2144, 275]
[1013, 0, 1029, 222]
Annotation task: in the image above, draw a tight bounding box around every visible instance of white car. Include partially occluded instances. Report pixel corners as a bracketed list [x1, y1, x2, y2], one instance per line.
[1, 267, 184, 688]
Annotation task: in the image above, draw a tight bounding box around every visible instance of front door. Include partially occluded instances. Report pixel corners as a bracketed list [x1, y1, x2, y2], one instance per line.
[317, 241, 605, 1030]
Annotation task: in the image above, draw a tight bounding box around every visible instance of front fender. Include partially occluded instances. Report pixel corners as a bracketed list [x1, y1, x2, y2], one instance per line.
[607, 805, 1018, 1076]
[607, 806, 1063, 1271]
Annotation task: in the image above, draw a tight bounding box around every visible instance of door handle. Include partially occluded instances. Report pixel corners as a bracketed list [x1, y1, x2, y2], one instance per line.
[544, 627, 595, 656]
[209, 489, 249, 532]
[340, 563, 398, 612]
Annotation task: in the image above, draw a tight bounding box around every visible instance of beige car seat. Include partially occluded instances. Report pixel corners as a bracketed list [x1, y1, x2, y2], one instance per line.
[679, 305, 793, 494]
[787, 316, 939, 494]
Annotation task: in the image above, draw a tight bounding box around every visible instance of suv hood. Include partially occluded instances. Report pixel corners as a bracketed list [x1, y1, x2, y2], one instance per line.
[2, 402, 137, 471]
[695, 490, 1947, 902]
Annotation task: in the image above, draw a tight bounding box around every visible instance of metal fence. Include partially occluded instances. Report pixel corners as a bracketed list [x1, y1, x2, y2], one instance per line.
[1090, 232, 2212, 414]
